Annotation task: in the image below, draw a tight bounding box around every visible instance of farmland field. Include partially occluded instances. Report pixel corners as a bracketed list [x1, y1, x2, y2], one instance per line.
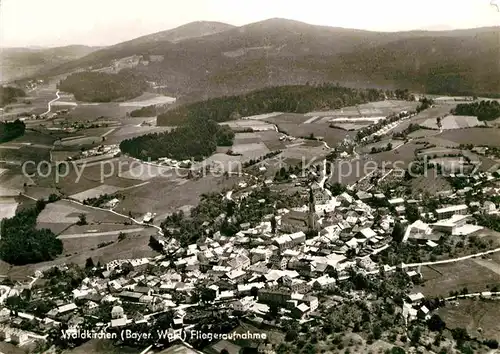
[101, 124, 172, 144]
[409, 174, 452, 197]
[69, 184, 124, 201]
[221, 119, 276, 131]
[413, 260, 500, 298]
[438, 128, 500, 146]
[265, 113, 311, 125]
[276, 123, 353, 147]
[306, 100, 419, 118]
[37, 200, 129, 225]
[0, 199, 18, 220]
[31, 158, 139, 197]
[392, 104, 455, 134]
[115, 174, 243, 222]
[438, 299, 500, 341]
[67, 103, 137, 120]
[0, 231, 159, 280]
[118, 93, 176, 107]
[420, 115, 485, 130]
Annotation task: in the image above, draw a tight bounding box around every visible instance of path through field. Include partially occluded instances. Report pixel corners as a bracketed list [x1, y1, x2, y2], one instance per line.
[41, 90, 60, 116]
[58, 227, 145, 239]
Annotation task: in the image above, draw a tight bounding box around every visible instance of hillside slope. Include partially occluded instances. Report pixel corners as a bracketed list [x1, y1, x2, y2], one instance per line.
[33, 19, 500, 98]
[0, 45, 100, 82]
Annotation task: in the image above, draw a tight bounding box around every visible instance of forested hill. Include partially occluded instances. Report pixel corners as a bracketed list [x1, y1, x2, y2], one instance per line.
[57, 70, 148, 102]
[119, 117, 234, 161]
[157, 84, 386, 126]
[0, 119, 26, 143]
[0, 86, 26, 107]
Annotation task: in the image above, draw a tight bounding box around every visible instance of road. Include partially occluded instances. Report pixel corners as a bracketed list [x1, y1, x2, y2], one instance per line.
[41, 90, 60, 116]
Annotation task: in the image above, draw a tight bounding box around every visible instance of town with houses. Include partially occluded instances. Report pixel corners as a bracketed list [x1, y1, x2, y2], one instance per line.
[4, 6, 500, 354]
[0, 151, 500, 353]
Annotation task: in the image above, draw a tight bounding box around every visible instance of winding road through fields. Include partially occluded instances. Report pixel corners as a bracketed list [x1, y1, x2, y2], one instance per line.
[41, 90, 60, 116]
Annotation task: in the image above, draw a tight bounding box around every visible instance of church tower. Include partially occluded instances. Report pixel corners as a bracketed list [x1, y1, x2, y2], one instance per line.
[307, 187, 317, 232]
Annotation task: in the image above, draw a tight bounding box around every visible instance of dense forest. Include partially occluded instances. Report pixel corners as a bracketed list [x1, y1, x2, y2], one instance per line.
[157, 84, 386, 125]
[452, 100, 500, 121]
[120, 117, 234, 161]
[0, 199, 63, 265]
[0, 86, 26, 107]
[0, 119, 26, 143]
[57, 70, 149, 102]
[129, 105, 158, 117]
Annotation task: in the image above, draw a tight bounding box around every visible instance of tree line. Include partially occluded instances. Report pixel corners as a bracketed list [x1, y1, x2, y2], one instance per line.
[157, 84, 386, 126]
[0, 197, 63, 265]
[0, 86, 26, 107]
[452, 100, 500, 121]
[0, 119, 26, 143]
[57, 70, 149, 102]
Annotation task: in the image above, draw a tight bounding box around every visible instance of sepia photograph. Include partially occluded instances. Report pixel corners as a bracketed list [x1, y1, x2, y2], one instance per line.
[1, 0, 500, 353]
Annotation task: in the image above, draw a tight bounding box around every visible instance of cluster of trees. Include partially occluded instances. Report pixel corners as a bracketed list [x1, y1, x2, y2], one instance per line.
[452, 100, 500, 121]
[243, 150, 282, 168]
[157, 84, 386, 126]
[475, 214, 500, 232]
[393, 88, 415, 101]
[0, 119, 26, 143]
[393, 123, 420, 139]
[274, 165, 303, 182]
[129, 104, 161, 117]
[0, 199, 63, 265]
[416, 97, 434, 113]
[83, 193, 121, 207]
[370, 142, 393, 154]
[57, 70, 148, 102]
[120, 117, 235, 161]
[0, 86, 26, 107]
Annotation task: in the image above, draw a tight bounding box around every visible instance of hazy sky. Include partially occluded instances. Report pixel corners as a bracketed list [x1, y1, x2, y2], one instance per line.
[1, 0, 499, 47]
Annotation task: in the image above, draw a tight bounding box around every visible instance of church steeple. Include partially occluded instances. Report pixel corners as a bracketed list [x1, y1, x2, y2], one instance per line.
[308, 186, 317, 232]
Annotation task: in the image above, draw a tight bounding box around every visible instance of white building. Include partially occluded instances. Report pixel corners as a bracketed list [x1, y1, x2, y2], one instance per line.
[436, 204, 468, 220]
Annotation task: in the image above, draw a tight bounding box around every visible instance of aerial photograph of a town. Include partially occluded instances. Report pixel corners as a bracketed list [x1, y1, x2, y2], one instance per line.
[1, 0, 500, 353]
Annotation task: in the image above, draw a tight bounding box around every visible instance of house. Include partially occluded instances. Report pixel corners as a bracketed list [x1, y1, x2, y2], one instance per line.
[232, 296, 255, 312]
[10, 330, 29, 345]
[111, 305, 125, 319]
[291, 302, 310, 319]
[403, 220, 435, 243]
[418, 305, 430, 320]
[272, 232, 306, 250]
[407, 292, 425, 304]
[338, 192, 354, 205]
[357, 227, 376, 239]
[49, 303, 78, 318]
[356, 191, 372, 201]
[483, 201, 497, 215]
[227, 254, 251, 270]
[119, 291, 144, 302]
[258, 287, 292, 306]
[311, 275, 336, 290]
[388, 197, 405, 206]
[432, 214, 469, 234]
[436, 204, 467, 220]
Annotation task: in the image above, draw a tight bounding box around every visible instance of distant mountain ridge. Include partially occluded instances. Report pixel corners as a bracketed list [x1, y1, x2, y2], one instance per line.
[13, 18, 500, 98]
[0, 45, 100, 83]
